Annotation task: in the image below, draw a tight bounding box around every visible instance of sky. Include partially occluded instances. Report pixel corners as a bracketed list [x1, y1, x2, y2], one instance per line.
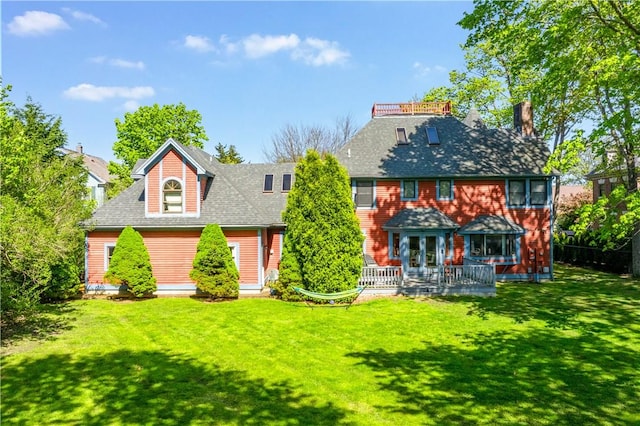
[3, 1, 474, 164]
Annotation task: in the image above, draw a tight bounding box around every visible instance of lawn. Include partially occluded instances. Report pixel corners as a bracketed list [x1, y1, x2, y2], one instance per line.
[1, 264, 639, 425]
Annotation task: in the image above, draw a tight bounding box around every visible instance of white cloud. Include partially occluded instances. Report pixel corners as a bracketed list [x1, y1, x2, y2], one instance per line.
[89, 56, 145, 70]
[185, 32, 350, 67]
[62, 8, 106, 26]
[413, 62, 447, 77]
[123, 100, 141, 111]
[90, 56, 107, 64]
[63, 84, 155, 102]
[292, 38, 350, 66]
[242, 34, 300, 58]
[184, 35, 216, 53]
[110, 59, 145, 70]
[219, 34, 238, 54]
[7, 10, 70, 36]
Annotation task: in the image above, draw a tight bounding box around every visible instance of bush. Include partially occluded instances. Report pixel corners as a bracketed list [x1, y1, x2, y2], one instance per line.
[278, 151, 364, 299]
[104, 226, 157, 297]
[190, 224, 239, 299]
[271, 235, 303, 301]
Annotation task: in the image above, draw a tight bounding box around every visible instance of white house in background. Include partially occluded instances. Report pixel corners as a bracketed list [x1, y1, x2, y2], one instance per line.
[62, 144, 114, 208]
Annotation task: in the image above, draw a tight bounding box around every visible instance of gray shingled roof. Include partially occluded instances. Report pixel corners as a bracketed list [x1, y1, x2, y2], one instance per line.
[383, 208, 458, 230]
[336, 114, 551, 178]
[86, 140, 296, 229]
[457, 215, 526, 234]
[61, 148, 114, 183]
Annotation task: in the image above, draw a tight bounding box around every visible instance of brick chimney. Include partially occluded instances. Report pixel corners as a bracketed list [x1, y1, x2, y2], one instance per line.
[76, 143, 83, 154]
[513, 101, 534, 138]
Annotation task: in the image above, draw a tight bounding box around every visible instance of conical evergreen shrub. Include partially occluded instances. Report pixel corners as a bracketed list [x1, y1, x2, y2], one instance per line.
[190, 224, 239, 299]
[104, 226, 156, 297]
[278, 150, 364, 300]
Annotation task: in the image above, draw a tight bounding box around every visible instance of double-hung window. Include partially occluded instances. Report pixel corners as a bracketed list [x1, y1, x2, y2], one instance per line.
[437, 179, 453, 200]
[508, 180, 526, 206]
[508, 179, 548, 207]
[530, 180, 547, 206]
[401, 180, 417, 200]
[354, 180, 374, 208]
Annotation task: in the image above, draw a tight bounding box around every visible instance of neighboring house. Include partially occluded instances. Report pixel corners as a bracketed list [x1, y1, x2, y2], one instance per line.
[85, 139, 295, 295]
[85, 101, 554, 296]
[62, 144, 114, 208]
[335, 101, 554, 282]
[586, 153, 639, 202]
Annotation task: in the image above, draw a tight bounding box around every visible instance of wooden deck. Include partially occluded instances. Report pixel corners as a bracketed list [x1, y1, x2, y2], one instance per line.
[359, 259, 496, 297]
[371, 101, 452, 118]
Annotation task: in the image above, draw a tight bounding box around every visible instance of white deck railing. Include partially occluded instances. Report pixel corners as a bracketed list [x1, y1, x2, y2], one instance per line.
[359, 266, 403, 288]
[359, 260, 495, 289]
[437, 263, 495, 287]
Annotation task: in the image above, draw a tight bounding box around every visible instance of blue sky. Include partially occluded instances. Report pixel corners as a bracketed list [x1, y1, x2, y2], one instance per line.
[3, 1, 474, 163]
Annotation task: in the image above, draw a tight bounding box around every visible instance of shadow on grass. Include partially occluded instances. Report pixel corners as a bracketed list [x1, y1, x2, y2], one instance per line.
[1, 302, 78, 349]
[347, 327, 640, 424]
[1, 350, 353, 425]
[454, 264, 640, 334]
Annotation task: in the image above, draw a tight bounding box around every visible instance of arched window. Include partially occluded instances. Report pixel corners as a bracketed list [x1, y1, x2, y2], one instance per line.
[163, 179, 182, 213]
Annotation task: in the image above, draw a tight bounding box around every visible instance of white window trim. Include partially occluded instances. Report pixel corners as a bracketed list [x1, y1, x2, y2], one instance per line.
[162, 177, 184, 214]
[228, 242, 240, 270]
[104, 243, 116, 271]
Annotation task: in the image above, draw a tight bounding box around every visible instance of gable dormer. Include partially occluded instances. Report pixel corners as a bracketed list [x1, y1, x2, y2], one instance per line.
[134, 138, 215, 218]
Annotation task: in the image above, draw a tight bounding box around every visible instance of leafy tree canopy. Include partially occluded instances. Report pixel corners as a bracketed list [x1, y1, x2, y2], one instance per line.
[108, 103, 208, 195]
[431, 0, 640, 275]
[1, 83, 92, 321]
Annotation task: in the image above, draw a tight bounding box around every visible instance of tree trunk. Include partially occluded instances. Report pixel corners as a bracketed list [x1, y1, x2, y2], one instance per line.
[633, 224, 640, 277]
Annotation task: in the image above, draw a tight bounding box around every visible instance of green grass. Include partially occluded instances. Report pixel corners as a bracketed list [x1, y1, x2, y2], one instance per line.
[2, 264, 639, 425]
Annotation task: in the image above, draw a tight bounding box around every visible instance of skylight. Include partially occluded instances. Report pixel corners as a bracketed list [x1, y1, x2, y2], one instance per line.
[396, 127, 408, 144]
[264, 174, 274, 192]
[282, 173, 292, 191]
[426, 127, 440, 144]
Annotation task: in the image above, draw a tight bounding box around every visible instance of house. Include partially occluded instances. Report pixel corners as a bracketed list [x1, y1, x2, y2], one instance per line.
[85, 139, 295, 295]
[335, 101, 554, 283]
[62, 144, 114, 208]
[84, 101, 554, 296]
[586, 153, 639, 202]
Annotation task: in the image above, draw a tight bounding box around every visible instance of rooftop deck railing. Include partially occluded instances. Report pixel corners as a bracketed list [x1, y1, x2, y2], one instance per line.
[371, 101, 452, 118]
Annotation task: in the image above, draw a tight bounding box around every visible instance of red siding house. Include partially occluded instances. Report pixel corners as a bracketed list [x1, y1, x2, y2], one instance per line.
[85, 101, 554, 296]
[85, 139, 292, 295]
[336, 101, 554, 283]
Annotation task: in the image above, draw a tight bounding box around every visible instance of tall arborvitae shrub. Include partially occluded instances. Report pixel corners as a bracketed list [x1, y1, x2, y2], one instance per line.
[190, 224, 239, 299]
[104, 226, 156, 297]
[278, 150, 363, 299]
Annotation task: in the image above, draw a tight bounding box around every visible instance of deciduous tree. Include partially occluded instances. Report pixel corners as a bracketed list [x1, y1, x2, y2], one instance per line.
[1, 84, 92, 321]
[108, 103, 208, 196]
[263, 115, 358, 163]
[452, 0, 639, 275]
